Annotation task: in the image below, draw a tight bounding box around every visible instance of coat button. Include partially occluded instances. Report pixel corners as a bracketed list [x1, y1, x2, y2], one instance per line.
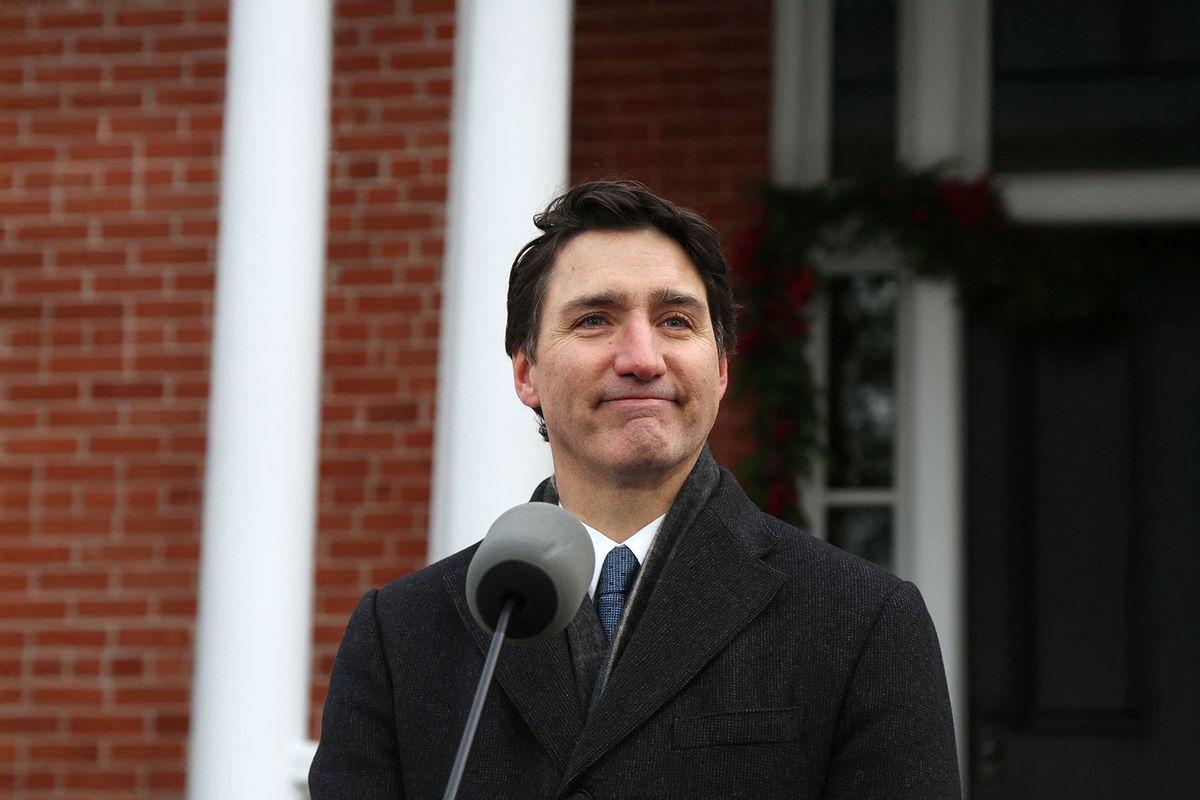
[563, 792, 592, 800]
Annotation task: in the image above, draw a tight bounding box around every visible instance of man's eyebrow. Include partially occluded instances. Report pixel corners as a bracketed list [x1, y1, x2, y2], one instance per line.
[649, 288, 707, 312]
[558, 288, 708, 316]
[559, 290, 628, 315]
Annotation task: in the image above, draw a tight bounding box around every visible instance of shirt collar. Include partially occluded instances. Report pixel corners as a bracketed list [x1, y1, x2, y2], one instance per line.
[581, 514, 664, 599]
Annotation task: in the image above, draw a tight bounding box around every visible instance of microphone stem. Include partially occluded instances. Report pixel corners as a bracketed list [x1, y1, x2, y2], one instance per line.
[443, 595, 515, 800]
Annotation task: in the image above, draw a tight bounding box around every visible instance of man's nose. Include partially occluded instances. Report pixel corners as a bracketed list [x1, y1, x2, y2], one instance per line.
[613, 317, 666, 381]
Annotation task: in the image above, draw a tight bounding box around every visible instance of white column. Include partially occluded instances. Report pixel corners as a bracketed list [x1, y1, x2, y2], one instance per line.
[429, 1, 571, 561]
[187, 1, 332, 798]
[771, 0, 832, 188]
[897, 0, 989, 780]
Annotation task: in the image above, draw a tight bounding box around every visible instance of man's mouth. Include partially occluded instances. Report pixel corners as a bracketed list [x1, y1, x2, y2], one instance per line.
[599, 389, 676, 404]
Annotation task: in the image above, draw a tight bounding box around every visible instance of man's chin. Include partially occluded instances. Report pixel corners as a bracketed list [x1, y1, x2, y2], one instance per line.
[595, 444, 701, 487]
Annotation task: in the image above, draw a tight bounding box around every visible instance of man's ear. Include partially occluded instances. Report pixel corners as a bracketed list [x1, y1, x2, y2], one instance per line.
[717, 354, 729, 400]
[512, 349, 541, 410]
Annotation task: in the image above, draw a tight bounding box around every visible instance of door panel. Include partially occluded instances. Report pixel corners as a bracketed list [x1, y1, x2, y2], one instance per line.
[967, 234, 1200, 799]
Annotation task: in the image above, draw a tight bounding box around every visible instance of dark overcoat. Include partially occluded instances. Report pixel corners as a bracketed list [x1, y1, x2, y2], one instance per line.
[309, 454, 961, 799]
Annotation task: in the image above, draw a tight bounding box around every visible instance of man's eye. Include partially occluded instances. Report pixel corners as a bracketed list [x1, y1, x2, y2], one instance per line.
[663, 315, 691, 329]
[577, 314, 606, 328]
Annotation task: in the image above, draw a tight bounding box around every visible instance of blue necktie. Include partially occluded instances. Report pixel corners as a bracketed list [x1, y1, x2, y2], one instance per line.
[596, 545, 640, 642]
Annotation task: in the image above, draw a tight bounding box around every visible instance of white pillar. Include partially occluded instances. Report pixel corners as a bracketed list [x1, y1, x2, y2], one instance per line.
[429, 1, 571, 561]
[897, 0, 989, 781]
[770, 0, 831, 188]
[187, 1, 332, 798]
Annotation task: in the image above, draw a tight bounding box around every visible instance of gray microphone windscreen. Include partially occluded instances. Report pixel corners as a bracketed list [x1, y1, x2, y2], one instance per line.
[466, 502, 593, 642]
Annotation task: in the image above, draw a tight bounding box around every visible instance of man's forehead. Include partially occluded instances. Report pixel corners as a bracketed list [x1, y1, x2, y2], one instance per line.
[545, 229, 707, 303]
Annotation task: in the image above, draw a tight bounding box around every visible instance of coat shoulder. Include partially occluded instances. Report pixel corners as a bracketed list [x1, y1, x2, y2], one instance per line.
[707, 466, 905, 611]
[367, 544, 477, 636]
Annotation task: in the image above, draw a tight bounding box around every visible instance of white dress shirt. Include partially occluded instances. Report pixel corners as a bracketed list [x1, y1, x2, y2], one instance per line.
[580, 514, 664, 599]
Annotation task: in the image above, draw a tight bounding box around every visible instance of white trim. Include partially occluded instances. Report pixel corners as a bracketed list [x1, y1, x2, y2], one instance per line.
[898, 0, 989, 173]
[823, 489, 898, 506]
[897, 0, 987, 783]
[1000, 169, 1200, 223]
[771, 0, 834, 534]
[805, 289, 830, 542]
[290, 740, 319, 790]
[771, 0, 832, 187]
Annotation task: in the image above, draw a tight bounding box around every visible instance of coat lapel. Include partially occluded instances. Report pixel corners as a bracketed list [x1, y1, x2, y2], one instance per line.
[445, 565, 587, 770]
[562, 503, 786, 784]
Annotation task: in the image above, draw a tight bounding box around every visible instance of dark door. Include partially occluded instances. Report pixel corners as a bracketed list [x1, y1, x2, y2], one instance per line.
[967, 231, 1200, 798]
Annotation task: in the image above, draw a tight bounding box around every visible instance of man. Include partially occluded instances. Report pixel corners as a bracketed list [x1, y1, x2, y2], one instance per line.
[310, 181, 961, 798]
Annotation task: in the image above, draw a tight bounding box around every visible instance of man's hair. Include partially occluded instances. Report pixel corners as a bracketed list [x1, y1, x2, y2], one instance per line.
[505, 179, 737, 439]
[505, 179, 737, 359]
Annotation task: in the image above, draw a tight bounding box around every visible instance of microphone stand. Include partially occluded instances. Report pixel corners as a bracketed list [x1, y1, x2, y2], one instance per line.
[442, 595, 517, 800]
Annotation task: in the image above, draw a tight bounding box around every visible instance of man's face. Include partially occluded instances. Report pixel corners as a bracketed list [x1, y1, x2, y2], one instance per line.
[512, 229, 728, 486]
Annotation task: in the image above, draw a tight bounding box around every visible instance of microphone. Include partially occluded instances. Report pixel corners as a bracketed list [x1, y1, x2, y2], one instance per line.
[445, 503, 593, 799]
[466, 502, 594, 641]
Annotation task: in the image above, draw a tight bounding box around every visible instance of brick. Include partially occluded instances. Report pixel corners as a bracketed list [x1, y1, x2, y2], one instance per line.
[93, 274, 164, 293]
[112, 62, 184, 82]
[70, 90, 143, 109]
[109, 114, 180, 135]
[0, 250, 44, 268]
[0, 545, 72, 563]
[4, 437, 78, 455]
[13, 221, 87, 241]
[153, 33, 227, 54]
[29, 743, 100, 761]
[76, 599, 149, 618]
[111, 741, 183, 760]
[0, 715, 60, 734]
[132, 300, 207, 319]
[75, 35, 143, 54]
[116, 9, 187, 26]
[100, 219, 171, 238]
[55, 249, 129, 267]
[90, 436, 160, 454]
[0, 303, 41, 322]
[65, 770, 139, 790]
[39, 570, 110, 591]
[91, 382, 163, 399]
[12, 275, 82, 294]
[38, 517, 106, 535]
[33, 686, 105, 705]
[117, 627, 190, 648]
[66, 142, 135, 160]
[388, 50, 453, 70]
[0, 196, 54, 215]
[349, 79, 416, 98]
[68, 715, 145, 735]
[49, 302, 123, 320]
[157, 87, 222, 105]
[2, 39, 64, 57]
[0, 601, 67, 619]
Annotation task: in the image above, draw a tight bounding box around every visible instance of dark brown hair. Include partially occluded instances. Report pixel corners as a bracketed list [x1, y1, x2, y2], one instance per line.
[505, 179, 737, 360]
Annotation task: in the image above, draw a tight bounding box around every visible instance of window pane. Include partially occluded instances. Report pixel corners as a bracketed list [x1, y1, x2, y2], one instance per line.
[827, 506, 893, 569]
[827, 274, 897, 488]
[832, 0, 898, 178]
[992, 0, 1200, 172]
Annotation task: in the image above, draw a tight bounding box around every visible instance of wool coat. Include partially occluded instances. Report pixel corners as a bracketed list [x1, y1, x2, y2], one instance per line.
[309, 451, 961, 799]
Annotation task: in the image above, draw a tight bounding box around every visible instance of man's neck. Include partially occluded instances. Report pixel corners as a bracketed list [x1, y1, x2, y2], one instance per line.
[552, 453, 699, 542]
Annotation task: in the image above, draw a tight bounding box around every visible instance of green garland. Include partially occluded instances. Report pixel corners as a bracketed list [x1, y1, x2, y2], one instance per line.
[732, 168, 1125, 526]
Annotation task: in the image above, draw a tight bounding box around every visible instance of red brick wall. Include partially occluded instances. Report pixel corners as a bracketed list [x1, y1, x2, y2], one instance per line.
[0, 1, 453, 796]
[310, 0, 454, 743]
[0, 5, 227, 795]
[0, 0, 766, 796]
